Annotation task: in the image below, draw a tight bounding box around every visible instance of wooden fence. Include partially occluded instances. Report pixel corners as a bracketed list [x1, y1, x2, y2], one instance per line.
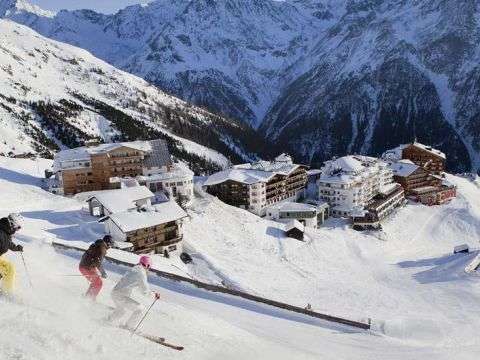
[52, 241, 371, 330]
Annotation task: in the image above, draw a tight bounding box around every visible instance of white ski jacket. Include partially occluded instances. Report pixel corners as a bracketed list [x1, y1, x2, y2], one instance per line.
[113, 265, 150, 297]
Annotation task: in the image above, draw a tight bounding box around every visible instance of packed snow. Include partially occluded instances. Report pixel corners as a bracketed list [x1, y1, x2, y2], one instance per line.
[1, 156, 480, 359]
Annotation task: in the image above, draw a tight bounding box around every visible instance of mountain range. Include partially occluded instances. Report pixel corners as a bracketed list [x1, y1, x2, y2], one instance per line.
[1, 0, 479, 172]
[0, 19, 268, 174]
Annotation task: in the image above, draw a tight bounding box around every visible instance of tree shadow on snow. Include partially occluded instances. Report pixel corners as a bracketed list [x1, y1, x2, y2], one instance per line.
[0, 167, 43, 186]
[397, 251, 479, 284]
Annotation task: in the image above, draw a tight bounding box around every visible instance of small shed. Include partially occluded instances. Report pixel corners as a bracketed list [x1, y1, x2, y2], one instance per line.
[86, 186, 154, 217]
[284, 220, 305, 241]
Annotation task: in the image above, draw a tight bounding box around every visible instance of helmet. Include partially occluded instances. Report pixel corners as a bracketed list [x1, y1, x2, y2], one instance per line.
[102, 235, 114, 247]
[8, 213, 22, 232]
[139, 255, 152, 269]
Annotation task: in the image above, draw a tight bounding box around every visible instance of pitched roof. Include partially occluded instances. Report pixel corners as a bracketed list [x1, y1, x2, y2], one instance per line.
[390, 160, 420, 177]
[383, 142, 446, 161]
[204, 168, 275, 186]
[107, 201, 188, 233]
[270, 201, 317, 213]
[53, 140, 152, 170]
[319, 155, 382, 183]
[87, 186, 154, 214]
[284, 219, 305, 232]
[409, 142, 446, 159]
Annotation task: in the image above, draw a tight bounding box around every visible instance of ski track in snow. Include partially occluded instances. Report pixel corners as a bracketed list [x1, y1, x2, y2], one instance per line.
[1, 156, 480, 359]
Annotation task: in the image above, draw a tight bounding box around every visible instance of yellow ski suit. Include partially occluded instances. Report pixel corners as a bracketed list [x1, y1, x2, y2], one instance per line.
[0, 256, 15, 293]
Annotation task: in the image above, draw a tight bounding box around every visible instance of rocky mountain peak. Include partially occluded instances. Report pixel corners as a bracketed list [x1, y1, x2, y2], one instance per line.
[0, 0, 53, 17]
[1, 0, 480, 172]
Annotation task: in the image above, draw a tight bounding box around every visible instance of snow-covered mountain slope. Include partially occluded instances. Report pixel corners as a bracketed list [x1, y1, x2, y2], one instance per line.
[1, 156, 480, 358]
[0, 19, 269, 173]
[3, 0, 479, 173]
[1, 0, 333, 128]
[261, 0, 480, 172]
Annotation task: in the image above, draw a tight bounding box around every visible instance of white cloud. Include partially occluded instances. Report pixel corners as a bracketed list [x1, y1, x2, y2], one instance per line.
[29, 0, 149, 14]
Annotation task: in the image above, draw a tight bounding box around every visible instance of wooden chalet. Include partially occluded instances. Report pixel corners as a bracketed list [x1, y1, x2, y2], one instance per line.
[390, 160, 441, 194]
[401, 142, 446, 174]
[103, 201, 188, 255]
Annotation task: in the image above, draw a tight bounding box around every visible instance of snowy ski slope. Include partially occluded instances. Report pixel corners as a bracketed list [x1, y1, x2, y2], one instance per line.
[0, 156, 479, 359]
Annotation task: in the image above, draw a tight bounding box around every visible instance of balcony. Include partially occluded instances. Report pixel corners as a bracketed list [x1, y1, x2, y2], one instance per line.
[133, 235, 183, 254]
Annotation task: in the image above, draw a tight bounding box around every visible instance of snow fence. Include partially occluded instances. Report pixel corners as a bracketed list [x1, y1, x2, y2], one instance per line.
[52, 241, 371, 330]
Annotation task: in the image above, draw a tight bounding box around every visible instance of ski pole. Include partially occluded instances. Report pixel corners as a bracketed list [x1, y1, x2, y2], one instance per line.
[20, 253, 33, 288]
[131, 298, 158, 336]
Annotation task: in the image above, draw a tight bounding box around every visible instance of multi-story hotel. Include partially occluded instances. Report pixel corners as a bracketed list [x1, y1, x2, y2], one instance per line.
[389, 159, 456, 206]
[383, 141, 446, 174]
[317, 155, 404, 218]
[49, 139, 194, 204]
[204, 154, 308, 216]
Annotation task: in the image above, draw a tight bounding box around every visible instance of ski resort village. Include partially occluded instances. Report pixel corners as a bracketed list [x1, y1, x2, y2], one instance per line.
[1, 2, 480, 359]
[2, 136, 480, 359]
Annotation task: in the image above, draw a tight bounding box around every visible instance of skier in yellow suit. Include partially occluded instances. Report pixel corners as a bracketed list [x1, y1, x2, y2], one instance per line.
[0, 214, 23, 296]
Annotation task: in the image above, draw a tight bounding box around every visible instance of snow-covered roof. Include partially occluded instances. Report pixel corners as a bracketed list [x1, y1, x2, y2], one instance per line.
[390, 160, 419, 177]
[383, 142, 446, 161]
[307, 169, 322, 176]
[269, 201, 317, 213]
[234, 161, 300, 175]
[205, 155, 306, 186]
[284, 219, 305, 232]
[87, 186, 154, 213]
[320, 155, 382, 183]
[53, 140, 153, 171]
[139, 162, 194, 182]
[382, 145, 404, 161]
[409, 142, 446, 160]
[57, 141, 151, 161]
[108, 201, 187, 233]
[410, 186, 438, 194]
[275, 153, 293, 164]
[204, 168, 275, 186]
[379, 182, 400, 195]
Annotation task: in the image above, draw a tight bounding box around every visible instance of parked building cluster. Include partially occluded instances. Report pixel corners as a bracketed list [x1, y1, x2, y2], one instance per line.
[204, 154, 309, 217]
[383, 142, 456, 206]
[47, 139, 193, 256]
[204, 142, 455, 233]
[316, 155, 406, 230]
[48, 139, 194, 205]
[45, 138, 458, 254]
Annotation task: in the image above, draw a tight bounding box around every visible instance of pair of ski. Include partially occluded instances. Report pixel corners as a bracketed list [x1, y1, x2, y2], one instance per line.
[118, 325, 184, 351]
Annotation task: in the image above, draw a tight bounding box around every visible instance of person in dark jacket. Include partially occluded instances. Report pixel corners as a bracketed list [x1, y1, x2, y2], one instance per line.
[79, 235, 114, 300]
[0, 215, 23, 295]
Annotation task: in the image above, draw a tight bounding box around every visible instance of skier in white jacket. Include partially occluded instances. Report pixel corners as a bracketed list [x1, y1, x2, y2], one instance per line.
[108, 256, 160, 329]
